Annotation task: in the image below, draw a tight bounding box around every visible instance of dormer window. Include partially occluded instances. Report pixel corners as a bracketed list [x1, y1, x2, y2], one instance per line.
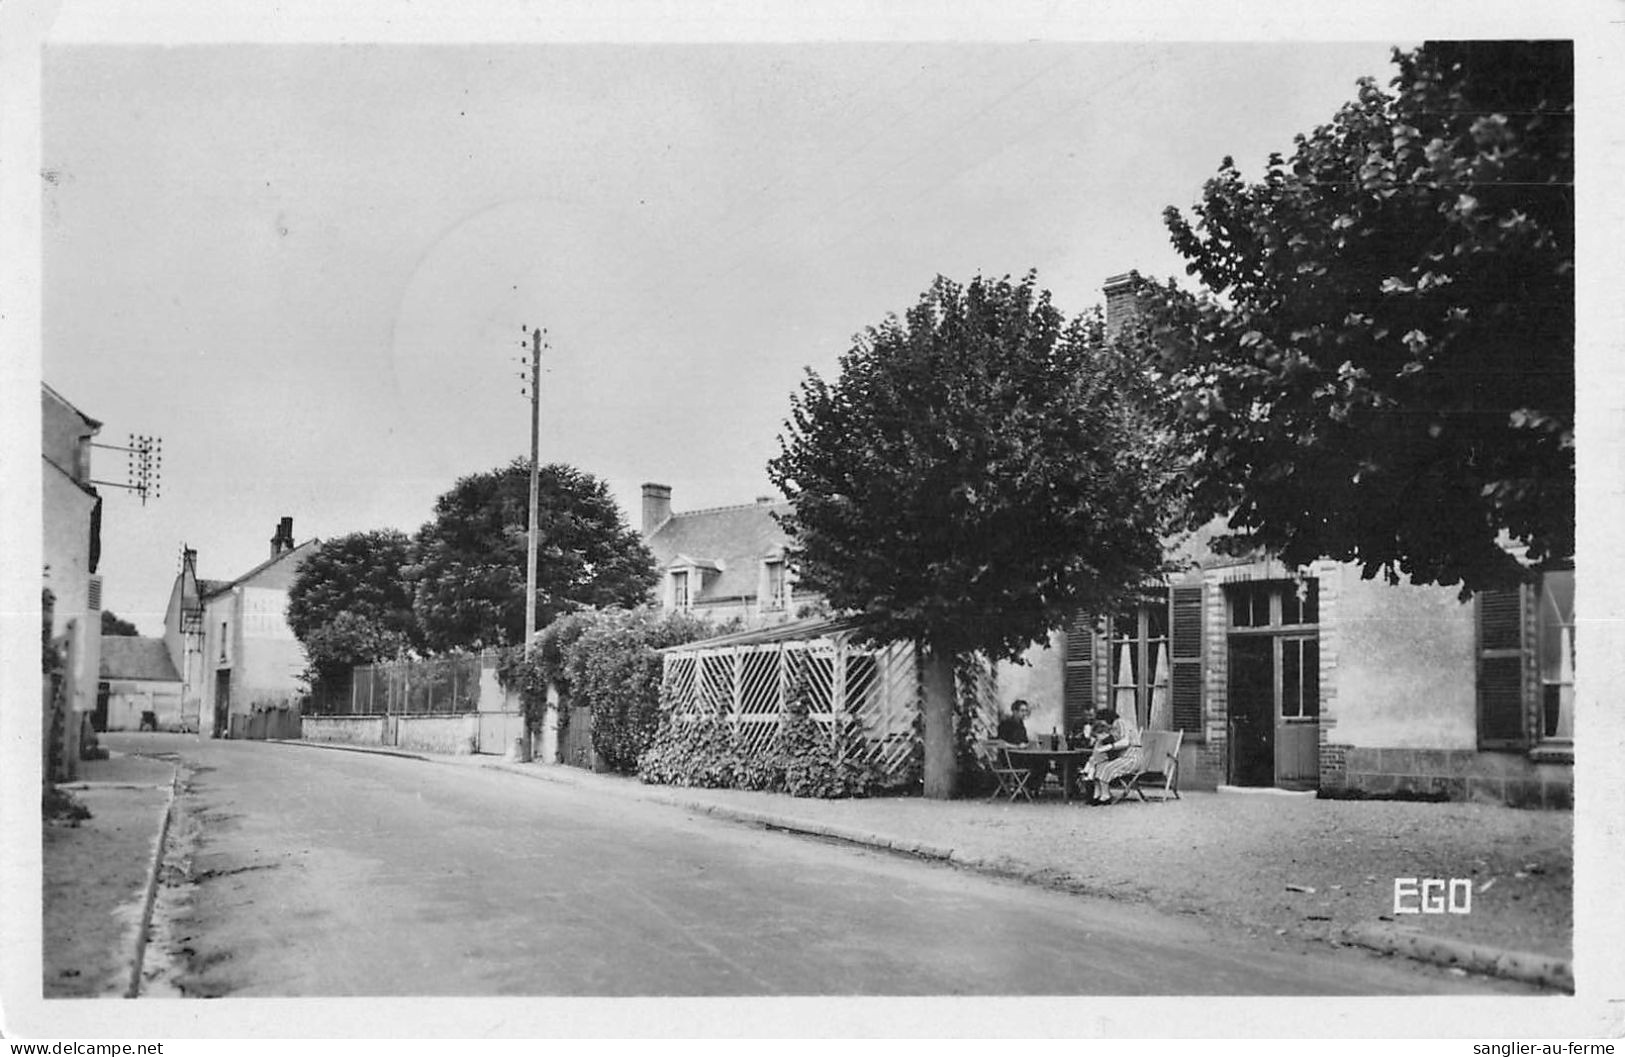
[672, 570, 690, 610]
[765, 560, 787, 610]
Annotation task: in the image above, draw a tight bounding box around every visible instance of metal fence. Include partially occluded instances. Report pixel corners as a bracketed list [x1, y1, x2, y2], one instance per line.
[308, 652, 495, 715]
[659, 633, 998, 784]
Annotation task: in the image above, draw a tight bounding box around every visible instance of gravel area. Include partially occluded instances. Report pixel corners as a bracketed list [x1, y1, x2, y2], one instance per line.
[515, 765, 1573, 962]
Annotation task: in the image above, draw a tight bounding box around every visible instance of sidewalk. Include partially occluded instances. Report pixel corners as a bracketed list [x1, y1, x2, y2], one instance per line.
[427, 744, 1573, 989]
[42, 749, 178, 998]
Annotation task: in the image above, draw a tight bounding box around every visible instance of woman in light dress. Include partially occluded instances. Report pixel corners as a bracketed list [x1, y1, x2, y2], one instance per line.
[1082, 708, 1141, 805]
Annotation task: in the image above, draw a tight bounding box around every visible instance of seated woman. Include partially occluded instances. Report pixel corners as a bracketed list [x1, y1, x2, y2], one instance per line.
[1082, 708, 1141, 805]
[995, 699, 1033, 746]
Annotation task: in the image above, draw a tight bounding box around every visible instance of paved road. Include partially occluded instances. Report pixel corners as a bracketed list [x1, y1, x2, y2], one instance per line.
[134, 735, 1523, 998]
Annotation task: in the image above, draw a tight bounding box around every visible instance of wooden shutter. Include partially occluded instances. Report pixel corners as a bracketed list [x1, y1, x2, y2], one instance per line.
[1169, 585, 1205, 735]
[1063, 611, 1095, 730]
[1476, 587, 1528, 750]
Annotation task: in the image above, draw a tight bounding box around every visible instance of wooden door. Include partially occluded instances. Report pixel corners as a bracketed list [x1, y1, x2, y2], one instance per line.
[1227, 636, 1274, 786]
[1274, 635, 1320, 788]
[213, 670, 231, 738]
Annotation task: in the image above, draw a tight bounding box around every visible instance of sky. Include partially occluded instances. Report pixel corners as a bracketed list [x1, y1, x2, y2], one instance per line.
[8, 0, 1625, 1039]
[33, 36, 1415, 635]
[14, 2, 1620, 650]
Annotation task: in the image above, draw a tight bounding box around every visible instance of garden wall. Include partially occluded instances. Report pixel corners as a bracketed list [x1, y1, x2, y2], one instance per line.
[302, 715, 387, 746]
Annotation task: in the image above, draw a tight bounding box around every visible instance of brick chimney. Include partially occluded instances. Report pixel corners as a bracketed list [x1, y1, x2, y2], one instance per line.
[641, 483, 672, 538]
[1102, 271, 1143, 341]
[270, 516, 295, 559]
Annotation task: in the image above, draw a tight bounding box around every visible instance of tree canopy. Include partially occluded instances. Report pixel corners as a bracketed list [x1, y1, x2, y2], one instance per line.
[1146, 41, 1573, 593]
[769, 272, 1182, 796]
[410, 460, 658, 653]
[100, 610, 140, 637]
[286, 529, 418, 680]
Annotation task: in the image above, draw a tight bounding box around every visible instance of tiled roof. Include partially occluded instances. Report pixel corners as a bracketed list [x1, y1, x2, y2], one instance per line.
[100, 636, 181, 683]
[659, 615, 866, 652]
[646, 502, 790, 602]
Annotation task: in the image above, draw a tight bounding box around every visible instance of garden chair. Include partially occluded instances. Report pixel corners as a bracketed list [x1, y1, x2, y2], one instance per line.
[1107, 729, 1184, 803]
[974, 739, 1034, 802]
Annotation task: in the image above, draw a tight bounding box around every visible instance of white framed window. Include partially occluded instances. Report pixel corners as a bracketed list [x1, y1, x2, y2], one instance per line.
[1538, 570, 1574, 743]
[672, 570, 690, 610]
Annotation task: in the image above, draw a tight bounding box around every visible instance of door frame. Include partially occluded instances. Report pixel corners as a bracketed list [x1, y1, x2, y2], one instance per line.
[1223, 580, 1321, 789]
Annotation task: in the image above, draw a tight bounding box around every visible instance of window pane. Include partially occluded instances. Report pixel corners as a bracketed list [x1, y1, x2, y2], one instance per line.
[1539, 571, 1574, 741]
[1539, 571, 1575, 683]
[1282, 639, 1300, 717]
[1112, 634, 1137, 684]
[1145, 594, 1170, 641]
[1231, 584, 1269, 628]
[1302, 639, 1319, 718]
[1282, 579, 1319, 625]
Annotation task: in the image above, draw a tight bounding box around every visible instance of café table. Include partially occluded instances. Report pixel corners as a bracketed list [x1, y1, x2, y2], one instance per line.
[1003, 744, 1092, 802]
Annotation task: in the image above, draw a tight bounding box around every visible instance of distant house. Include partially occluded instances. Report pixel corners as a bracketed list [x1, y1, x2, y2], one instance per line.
[97, 636, 184, 731]
[162, 517, 318, 739]
[41, 383, 102, 639]
[41, 383, 104, 778]
[1000, 274, 1574, 809]
[640, 484, 815, 627]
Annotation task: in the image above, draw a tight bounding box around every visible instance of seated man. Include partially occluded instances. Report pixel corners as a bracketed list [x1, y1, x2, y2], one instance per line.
[994, 699, 1050, 791]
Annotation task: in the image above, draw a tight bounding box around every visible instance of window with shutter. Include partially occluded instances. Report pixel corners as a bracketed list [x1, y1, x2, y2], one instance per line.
[1106, 589, 1196, 732]
[1063, 612, 1095, 733]
[1170, 585, 1205, 735]
[1476, 587, 1528, 750]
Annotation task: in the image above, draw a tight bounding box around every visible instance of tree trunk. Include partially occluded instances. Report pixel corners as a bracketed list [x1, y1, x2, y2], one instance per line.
[920, 643, 960, 799]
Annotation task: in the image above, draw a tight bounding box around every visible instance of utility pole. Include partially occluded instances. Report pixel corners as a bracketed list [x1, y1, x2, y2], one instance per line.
[522, 325, 545, 654]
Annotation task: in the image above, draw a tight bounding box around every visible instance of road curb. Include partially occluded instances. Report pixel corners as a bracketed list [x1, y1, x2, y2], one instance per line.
[268, 739, 429, 762]
[1339, 923, 1573, 993]
[126, 762, 179, 998]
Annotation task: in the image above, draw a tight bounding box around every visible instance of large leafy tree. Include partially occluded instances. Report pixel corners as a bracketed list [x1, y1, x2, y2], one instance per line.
[100, 611, 140, 636]
[1147, 41, 1573, 593]
[411, 460, 658, 652]
[769, 273, 1182, 798]
[287, 529, 419, 682]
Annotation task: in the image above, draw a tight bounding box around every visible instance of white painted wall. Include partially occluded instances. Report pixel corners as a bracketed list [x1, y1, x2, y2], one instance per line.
[1328, 567, 1477, 749]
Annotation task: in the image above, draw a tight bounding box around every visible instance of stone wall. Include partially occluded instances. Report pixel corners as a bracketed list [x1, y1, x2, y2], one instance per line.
[302, 715, 387, 746]
[394, 713, 480, 755]
[1323, 744, 1572, 809]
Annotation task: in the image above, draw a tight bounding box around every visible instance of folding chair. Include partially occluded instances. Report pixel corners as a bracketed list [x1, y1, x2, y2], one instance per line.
[974, 740, 1035, 802]
[1108, 729, 1184, 803]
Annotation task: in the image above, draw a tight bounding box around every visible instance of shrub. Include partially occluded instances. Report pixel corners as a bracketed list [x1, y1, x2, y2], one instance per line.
[545, 608, 717, 773]
[495, 609, 597, 737]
